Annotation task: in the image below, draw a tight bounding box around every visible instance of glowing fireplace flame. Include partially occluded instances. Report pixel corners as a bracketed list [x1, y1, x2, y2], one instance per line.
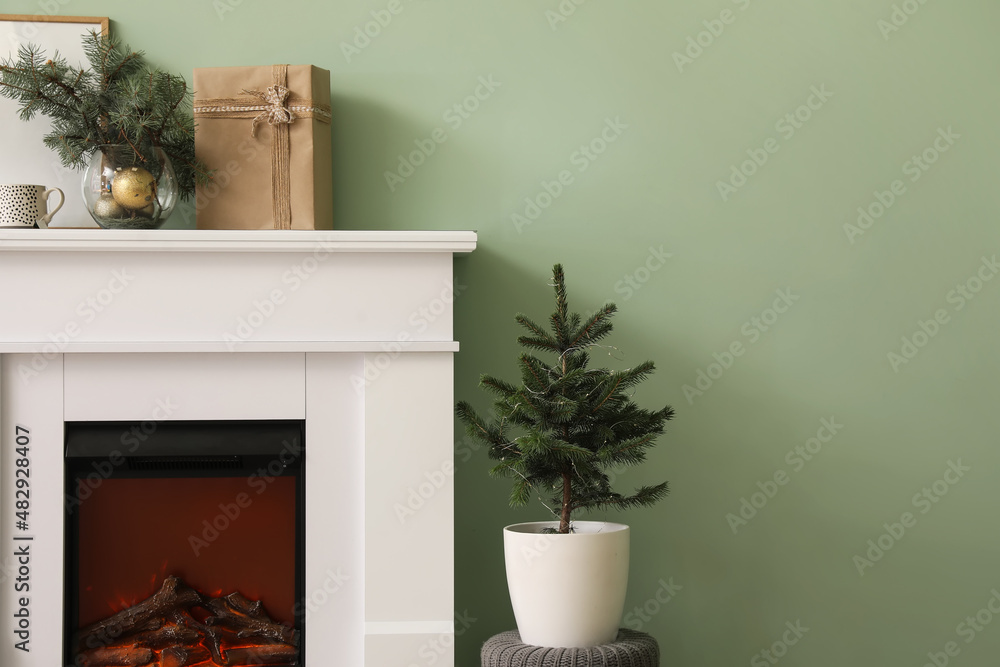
[75, 576, 299, 667]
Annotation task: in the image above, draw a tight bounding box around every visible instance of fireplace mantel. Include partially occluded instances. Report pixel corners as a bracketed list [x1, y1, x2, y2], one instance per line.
[0, 229, 475, 667]
[0, 229, 478, 254]
[0, 229, 475, 353]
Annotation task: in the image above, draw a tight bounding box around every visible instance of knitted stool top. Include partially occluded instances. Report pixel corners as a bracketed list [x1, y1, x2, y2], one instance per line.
[481, 629, 659, 667]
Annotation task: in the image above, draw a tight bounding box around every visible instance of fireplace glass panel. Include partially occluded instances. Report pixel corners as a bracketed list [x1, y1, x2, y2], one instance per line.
[64, 421, 305, 667]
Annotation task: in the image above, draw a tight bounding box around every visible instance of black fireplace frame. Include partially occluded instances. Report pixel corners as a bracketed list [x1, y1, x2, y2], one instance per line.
[62, 419, 306, 667]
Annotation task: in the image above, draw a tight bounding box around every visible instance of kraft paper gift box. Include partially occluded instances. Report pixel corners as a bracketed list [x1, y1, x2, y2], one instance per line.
[193, 64, 333, 230]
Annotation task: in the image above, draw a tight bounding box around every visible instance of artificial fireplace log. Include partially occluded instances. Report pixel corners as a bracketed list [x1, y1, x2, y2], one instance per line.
[160, 645, 212, 667]
[223, 644, 299, 666]
[76, 576, 202, 651]
[77, 646, 155, 667]
[110, 623, 202, 650]
[206, 594, 300, 646]
[80, 619, 166, 653]
[221, 591, 268, 620]
[73, 576, 299, 667]
[167, 609, 228, 665]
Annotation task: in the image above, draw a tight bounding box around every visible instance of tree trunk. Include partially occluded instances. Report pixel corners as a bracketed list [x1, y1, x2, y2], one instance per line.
[559, 470, 572, 533]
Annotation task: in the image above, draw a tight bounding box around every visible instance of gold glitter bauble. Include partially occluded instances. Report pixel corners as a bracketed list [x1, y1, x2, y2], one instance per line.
[111, 167, 157, 210]
[136, 203, 156, 218]
[93, 191, 128, 219]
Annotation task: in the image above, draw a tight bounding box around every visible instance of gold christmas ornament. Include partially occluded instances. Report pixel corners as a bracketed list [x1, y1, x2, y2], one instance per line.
[93, 191, 128, 219]
[136, 203, 156, 218]
[111, 167, 157, 210]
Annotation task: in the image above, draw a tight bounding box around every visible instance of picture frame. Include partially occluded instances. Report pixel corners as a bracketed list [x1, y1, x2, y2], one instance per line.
[0, 15, 109, 228]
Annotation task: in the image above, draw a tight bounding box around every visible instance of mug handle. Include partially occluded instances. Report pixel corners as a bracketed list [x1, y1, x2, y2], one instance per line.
[37, 187, 65, 229]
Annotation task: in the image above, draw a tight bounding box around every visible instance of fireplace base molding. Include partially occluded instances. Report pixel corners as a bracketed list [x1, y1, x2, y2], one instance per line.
[0, 229, 475, 667]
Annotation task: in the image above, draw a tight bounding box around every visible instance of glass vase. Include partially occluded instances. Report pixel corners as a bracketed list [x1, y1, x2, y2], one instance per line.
[82, 145, 178, 229]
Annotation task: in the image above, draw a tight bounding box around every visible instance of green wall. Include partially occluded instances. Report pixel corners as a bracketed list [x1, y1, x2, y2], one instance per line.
[8, 1, 1000, 664]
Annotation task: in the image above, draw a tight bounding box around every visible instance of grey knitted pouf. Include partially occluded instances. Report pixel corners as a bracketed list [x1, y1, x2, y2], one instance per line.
[481, 629, 659, 667]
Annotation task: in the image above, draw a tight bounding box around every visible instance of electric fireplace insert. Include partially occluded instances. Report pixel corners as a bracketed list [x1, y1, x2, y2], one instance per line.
[63, 420, 305, 667]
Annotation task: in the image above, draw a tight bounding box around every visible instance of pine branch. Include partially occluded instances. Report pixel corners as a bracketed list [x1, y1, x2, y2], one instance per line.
[515, 314, 554, 341]
[569, 304, 617, 348]
[1, 31, 208, 195]
[516, 335, 562, 354]
[480, 375, 520, 398]
[155, 76, 187, 136]
[596, 433, 658, 465]
[550, 264, 571, 348]
[455, 401, 506, 449]
[509, 477, 531, 506]
[518, 355, 553, 394]
[575, 483, 669, 512]
[508, 389, 540, 419]
[46, 69, 83, 104]
[590, 375, 623, 413]
[617, 361, 656, 387]
[0, 71, 78, 118]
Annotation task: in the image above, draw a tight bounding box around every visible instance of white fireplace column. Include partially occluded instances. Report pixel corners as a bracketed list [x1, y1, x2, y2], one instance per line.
[0, 229, 476, 667]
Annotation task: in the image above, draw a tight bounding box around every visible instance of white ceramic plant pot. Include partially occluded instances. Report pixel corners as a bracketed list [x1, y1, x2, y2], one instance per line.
[503, 521, 630, 648]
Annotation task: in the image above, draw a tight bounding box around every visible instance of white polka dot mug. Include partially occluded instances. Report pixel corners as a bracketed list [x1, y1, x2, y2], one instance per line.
[0, 184, 65, 229]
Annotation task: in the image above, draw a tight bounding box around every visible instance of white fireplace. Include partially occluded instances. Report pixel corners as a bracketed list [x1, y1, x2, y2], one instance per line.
[0, 229, 475, 667]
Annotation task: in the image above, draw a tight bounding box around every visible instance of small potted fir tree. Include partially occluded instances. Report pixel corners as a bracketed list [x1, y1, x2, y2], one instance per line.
[457, 264, 673, 648]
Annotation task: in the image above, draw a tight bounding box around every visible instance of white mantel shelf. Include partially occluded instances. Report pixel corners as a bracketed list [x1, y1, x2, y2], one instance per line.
[0, 228, 476, 355]
[0, 341, 460, 353]
[0, 229, 478, 253]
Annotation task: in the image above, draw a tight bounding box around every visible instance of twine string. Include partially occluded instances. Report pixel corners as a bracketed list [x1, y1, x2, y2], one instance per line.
[242, 83, 296, 137]
[191, 64, 332, 229]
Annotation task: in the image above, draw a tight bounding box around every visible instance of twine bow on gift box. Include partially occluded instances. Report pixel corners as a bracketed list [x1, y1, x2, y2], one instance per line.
[244, 84, 296, 136]
[193, 64, 332, 230]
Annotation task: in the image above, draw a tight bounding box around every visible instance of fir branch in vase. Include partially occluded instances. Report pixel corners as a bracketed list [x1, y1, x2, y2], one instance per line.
[0, 30, 211, 200]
